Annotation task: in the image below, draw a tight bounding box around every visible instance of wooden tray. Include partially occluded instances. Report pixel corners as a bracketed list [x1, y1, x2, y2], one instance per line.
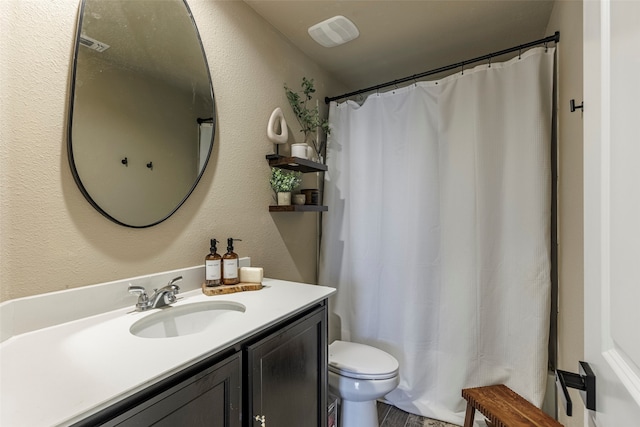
[201, 282, 263, 296]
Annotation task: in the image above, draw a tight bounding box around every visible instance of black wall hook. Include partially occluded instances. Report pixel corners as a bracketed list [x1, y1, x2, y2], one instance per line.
[570, 99, 584, 112]
[121, 157, 128, 166]
[146, 162, 153, 170]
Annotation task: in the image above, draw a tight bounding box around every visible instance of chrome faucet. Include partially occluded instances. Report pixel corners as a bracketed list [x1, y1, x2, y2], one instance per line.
[128, 276, 182, 311]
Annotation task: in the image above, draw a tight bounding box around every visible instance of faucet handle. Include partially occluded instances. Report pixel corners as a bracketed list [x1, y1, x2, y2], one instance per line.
[128, 284, 149, 311]
[166, 276, 182, 294]
[128, 284, 147, 296]
[165, 277, 182, 304]
[168, 276, 183, 290]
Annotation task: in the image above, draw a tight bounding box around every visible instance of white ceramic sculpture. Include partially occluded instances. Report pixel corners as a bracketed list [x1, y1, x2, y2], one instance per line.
[267, 107, 288, 144]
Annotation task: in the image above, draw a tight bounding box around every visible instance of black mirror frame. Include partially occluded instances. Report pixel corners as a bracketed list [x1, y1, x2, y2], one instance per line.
[67, 0, 215, 228]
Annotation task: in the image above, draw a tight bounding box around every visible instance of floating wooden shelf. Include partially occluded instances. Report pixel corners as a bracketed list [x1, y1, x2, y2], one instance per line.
[266, 155, 327, 173]
[269, 205, 328, 212]
[267, 155, 327, 212]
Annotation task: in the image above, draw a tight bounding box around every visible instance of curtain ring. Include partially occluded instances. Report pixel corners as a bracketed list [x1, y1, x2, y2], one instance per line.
[461, 62, 464, 75]
[518, 48, 522, 59]
[488, 56, 492, 68]
[544, 42, 548, 52]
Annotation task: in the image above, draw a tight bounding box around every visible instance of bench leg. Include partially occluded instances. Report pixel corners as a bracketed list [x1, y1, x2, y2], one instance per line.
[463, 403, 476, 427]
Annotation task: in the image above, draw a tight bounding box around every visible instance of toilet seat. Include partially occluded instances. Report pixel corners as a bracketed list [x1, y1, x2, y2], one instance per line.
[329, 340, 399, 380]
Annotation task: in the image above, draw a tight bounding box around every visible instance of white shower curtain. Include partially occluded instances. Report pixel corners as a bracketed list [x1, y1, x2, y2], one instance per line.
[320, 47, 554, 425]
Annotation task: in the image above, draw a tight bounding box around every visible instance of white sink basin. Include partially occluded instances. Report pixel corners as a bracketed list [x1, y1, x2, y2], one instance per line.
[130, 301, 246, 338]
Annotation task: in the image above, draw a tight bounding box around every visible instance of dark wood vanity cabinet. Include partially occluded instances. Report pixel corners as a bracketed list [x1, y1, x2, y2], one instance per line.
[246, 305, 328, 427]
[100, 352, 242, 427]
[75, 302, 328, 427]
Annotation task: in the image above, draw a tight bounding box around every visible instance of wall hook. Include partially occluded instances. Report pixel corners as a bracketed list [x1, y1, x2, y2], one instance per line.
[146, 162, 153, 170]
[121, 157, 128, 166]
[570, 99, 584, 112]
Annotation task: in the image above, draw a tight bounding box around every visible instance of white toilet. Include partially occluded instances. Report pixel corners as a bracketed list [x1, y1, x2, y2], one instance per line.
[328, 340, 400, 427]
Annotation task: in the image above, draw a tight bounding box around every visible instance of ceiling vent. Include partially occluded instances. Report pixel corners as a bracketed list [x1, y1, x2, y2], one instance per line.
[79, 34, 110, 52]
[308, 15, 359, 48]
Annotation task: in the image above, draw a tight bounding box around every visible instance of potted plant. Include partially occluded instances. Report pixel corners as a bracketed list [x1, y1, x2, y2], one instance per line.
[284, 77, 330, 163]
[270, 168, 302, 205]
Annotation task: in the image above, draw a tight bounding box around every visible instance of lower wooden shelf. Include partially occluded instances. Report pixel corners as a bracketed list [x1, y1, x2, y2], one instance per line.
[269, 205, 328, 212]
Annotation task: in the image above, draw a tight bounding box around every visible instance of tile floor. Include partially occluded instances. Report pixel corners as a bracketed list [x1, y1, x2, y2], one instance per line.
[377, 402, 460, 427]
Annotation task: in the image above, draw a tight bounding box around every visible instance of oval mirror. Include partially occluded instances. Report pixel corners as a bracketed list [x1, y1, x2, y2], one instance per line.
[68, 0, 214, 228]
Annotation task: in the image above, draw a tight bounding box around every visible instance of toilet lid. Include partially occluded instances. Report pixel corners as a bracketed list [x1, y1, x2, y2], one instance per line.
[329, 340, 399, 380]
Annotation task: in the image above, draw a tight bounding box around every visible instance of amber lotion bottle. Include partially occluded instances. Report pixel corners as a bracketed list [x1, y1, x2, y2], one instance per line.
[222, 238, 241, 285]
[205, 239, 222, 287]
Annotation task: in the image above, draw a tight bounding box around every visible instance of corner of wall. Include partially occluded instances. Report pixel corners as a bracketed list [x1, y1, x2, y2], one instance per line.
[545, 1, 584, 425]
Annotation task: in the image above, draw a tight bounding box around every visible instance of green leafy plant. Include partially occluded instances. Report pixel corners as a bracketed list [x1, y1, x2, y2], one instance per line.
[269, 168, 302, 193]
[284, 77, 330, 162]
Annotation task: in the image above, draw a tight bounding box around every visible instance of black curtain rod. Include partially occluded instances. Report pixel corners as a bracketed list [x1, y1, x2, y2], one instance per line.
[325, 31, 560, 104]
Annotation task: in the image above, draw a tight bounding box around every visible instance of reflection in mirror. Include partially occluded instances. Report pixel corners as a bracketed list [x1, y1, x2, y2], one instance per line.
[69, 0, 214, 228]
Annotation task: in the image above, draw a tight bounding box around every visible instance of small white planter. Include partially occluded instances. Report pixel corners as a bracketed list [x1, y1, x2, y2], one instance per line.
[277, 192, 292, 206]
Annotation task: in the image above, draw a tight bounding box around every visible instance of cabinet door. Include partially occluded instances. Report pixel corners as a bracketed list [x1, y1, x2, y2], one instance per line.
[246, 306, 327, 427]
[105, 352, 241, 427]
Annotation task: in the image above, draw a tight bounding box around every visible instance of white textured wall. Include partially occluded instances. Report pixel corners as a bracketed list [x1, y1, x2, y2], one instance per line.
[546, 1, 584, 426]
[0, 0, 344, 301]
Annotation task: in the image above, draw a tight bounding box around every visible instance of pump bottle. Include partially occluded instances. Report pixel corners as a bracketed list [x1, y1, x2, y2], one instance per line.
[222, 238, 241, 285]
[205, 239, 222, 287]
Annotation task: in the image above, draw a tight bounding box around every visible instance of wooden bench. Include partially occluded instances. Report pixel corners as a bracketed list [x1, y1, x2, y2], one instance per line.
[462, 384, 563, 427]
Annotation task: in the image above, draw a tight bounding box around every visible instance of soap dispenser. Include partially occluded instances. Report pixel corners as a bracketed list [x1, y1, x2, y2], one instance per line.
[205, 239, 222, 287]
[222, 238, 241, 285]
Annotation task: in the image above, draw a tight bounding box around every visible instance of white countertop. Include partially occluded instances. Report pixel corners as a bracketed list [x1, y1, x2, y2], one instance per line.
[0, 269, 335, 426]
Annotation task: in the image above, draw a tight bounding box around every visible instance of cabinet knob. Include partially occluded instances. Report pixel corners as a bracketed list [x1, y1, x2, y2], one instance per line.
[254, 415, 266, 427]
